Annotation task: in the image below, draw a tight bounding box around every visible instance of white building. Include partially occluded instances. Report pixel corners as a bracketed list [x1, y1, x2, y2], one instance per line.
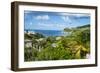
[24, 39, 33, 48]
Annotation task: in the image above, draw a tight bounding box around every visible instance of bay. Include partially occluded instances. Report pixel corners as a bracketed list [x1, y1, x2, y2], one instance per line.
[25, 29, 68, 37]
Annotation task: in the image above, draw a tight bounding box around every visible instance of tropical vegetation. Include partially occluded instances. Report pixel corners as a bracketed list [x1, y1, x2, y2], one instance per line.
[24, 24, 90, 61]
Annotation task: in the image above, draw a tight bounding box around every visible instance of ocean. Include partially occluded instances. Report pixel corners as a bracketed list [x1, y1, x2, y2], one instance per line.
[25, 29, 68, 37]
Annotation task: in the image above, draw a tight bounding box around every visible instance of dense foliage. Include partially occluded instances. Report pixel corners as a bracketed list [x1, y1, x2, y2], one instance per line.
[24, 24, 90, 61]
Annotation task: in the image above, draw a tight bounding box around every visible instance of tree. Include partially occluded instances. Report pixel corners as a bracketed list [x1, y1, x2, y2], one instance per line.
[70, 28, 90, 59]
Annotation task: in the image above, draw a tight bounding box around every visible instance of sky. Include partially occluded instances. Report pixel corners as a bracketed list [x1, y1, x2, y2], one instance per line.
[24, 11, 90, 30]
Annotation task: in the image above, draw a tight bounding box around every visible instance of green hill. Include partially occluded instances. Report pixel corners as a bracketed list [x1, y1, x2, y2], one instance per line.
[76, 24, 90, 29]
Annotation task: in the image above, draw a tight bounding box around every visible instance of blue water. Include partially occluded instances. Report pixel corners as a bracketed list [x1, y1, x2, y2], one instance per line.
[25, 29, 68, 37]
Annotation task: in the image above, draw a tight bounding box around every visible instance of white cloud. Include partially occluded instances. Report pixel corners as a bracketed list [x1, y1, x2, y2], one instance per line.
[35, 15, 49, 20]
[61, 16, 71, 22]
[60, 12, 90, 22]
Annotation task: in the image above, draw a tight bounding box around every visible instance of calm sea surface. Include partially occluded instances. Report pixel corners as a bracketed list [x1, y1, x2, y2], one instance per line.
[25, 30, 68, 37]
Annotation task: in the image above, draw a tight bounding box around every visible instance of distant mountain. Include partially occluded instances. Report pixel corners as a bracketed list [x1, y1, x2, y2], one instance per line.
[64, 24, 90, 32]
[76, 24, 90, 29]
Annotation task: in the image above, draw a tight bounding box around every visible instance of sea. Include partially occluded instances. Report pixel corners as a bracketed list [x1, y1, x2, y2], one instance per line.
[25, 29, 68, 37]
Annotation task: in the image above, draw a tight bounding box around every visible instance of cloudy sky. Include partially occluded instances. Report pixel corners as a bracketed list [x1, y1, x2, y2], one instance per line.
[24, 11, 90, 30]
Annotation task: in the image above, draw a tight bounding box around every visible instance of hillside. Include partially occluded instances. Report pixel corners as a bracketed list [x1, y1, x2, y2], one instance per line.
[76, 24, 90, 29]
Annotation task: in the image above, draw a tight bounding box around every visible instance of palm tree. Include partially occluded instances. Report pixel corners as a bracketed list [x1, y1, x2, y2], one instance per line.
[70, 28, 90, 59]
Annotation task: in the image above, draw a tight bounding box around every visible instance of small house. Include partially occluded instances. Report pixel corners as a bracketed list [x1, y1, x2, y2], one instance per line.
[24, 39, 33, 48]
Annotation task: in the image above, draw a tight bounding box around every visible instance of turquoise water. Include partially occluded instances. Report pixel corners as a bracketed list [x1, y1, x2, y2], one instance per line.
[25, 29, 68, 37]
